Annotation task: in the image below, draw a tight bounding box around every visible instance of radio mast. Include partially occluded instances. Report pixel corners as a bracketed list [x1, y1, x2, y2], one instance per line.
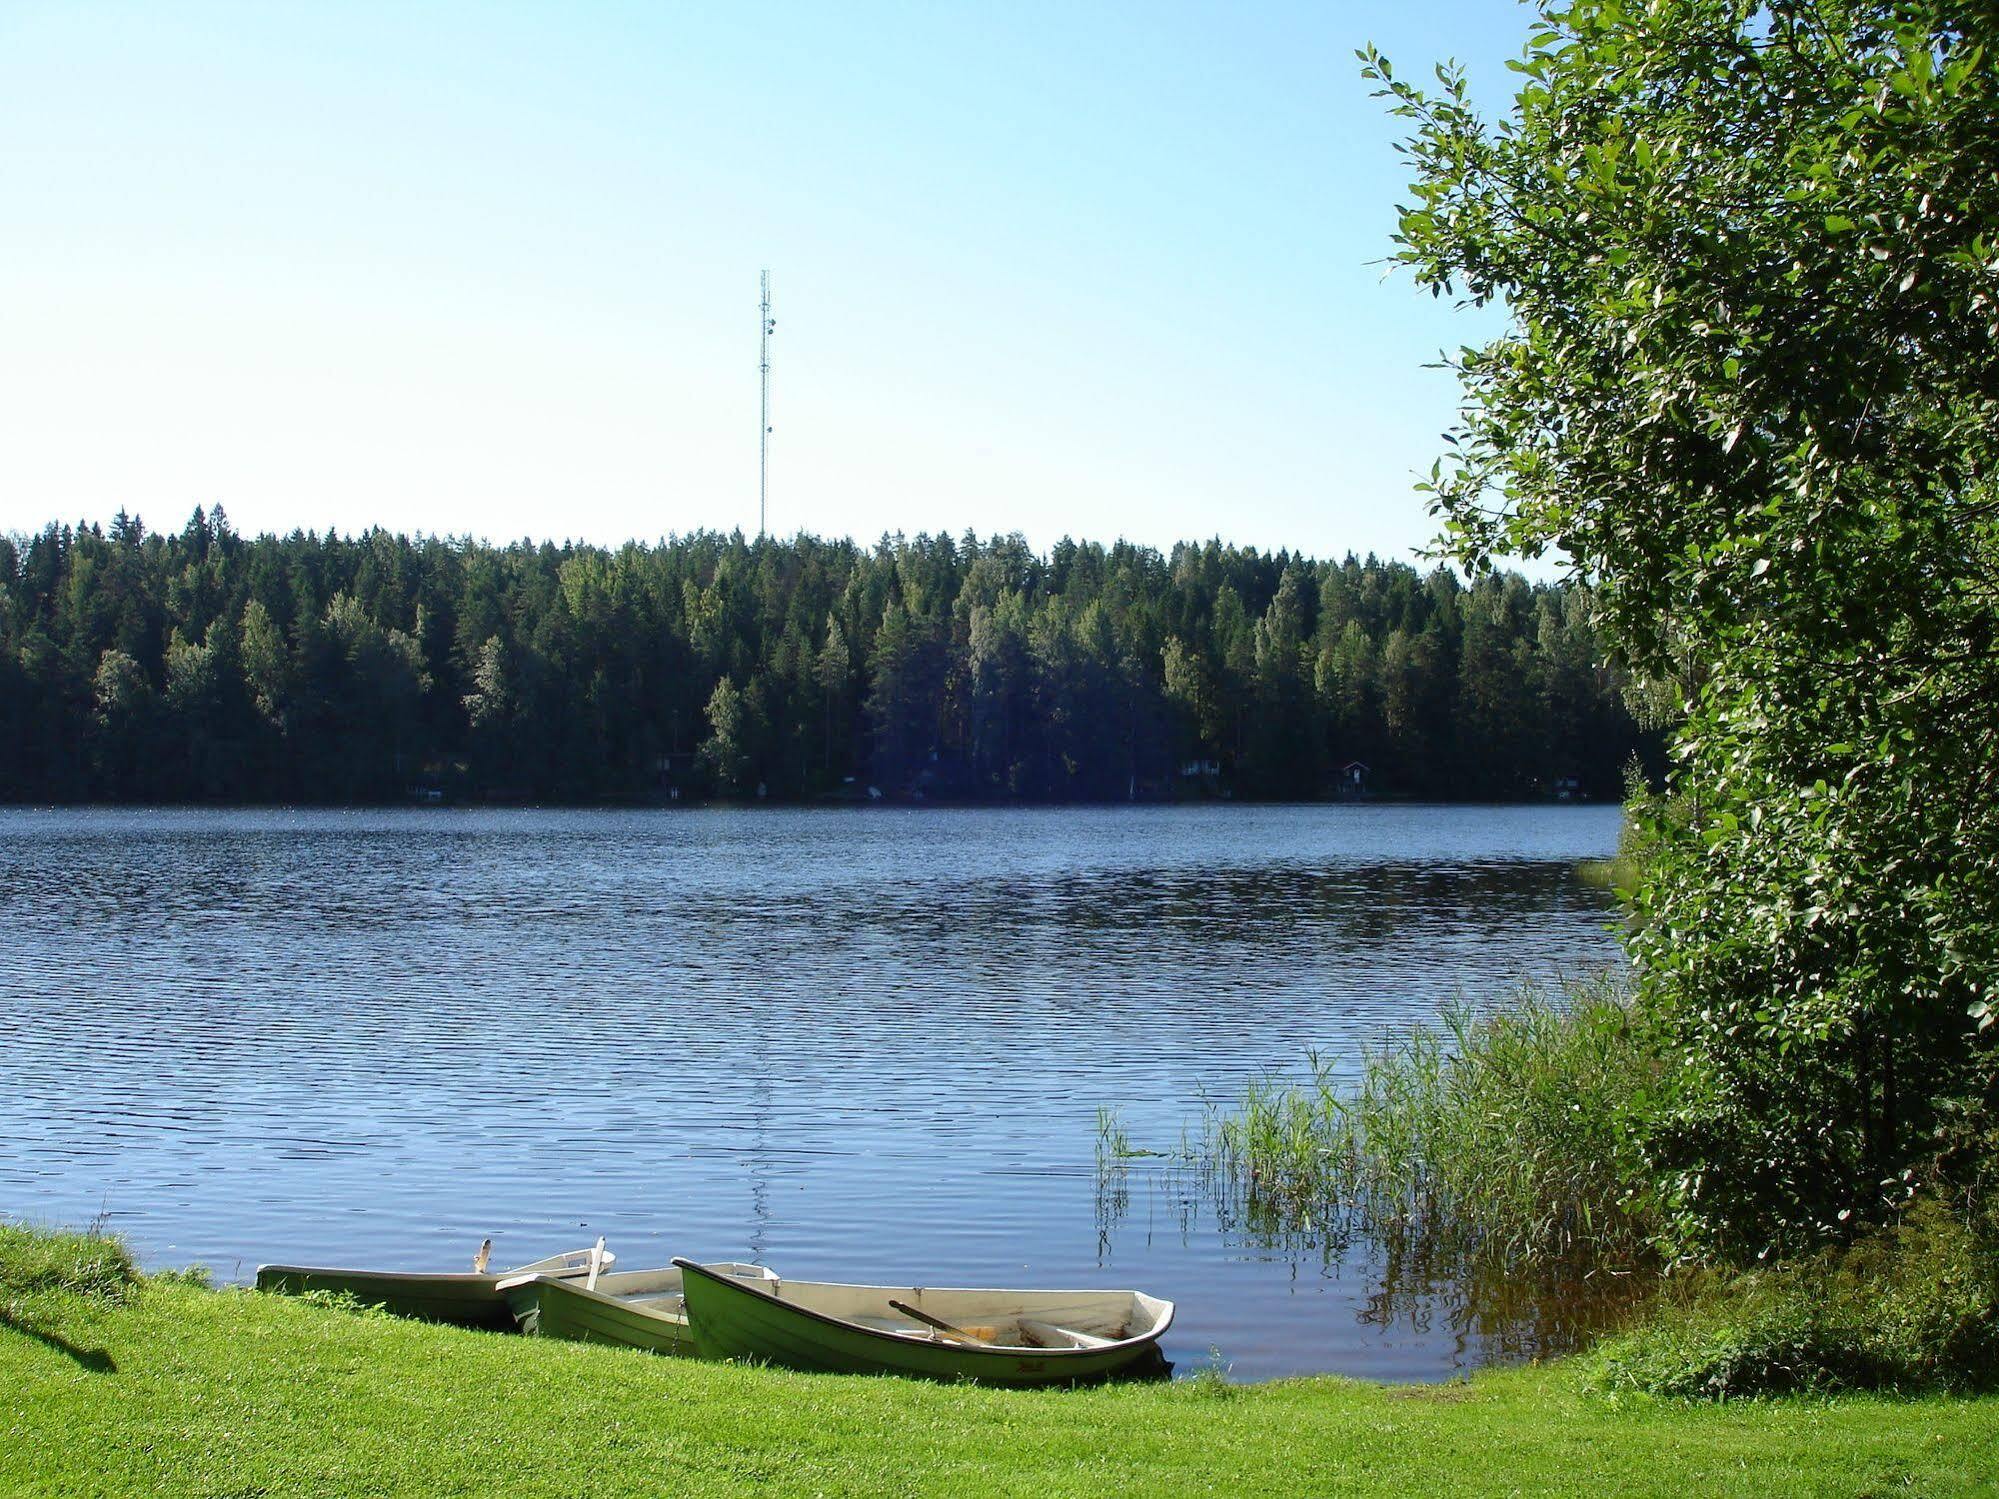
[758, 269, 773, 538]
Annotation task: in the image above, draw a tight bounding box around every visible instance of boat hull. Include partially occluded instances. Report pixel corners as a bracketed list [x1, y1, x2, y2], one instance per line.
[254, 1267, 520, 1330]
[505, 1276, 702, 1355]
[256, 1247, 612, 1330]
[503, 1262, 774, 1357]
[673, 1259, 1173, 1387]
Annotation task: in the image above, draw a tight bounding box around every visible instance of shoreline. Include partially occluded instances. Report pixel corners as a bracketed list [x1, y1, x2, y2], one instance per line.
[3, 1242, 1992, 1496]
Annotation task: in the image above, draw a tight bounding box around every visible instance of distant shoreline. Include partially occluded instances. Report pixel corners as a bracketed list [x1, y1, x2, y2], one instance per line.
[0, 791, 1615, 812]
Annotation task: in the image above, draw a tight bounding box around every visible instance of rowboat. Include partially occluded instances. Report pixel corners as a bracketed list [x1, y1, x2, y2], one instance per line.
[671, 1257, 1174, 1385]
[499, 1261, 776, 1356]
[255, 1242, 614, 1330]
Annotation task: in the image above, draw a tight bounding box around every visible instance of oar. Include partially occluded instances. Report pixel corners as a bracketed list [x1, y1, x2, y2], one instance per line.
[888, 1299, 994, 1346]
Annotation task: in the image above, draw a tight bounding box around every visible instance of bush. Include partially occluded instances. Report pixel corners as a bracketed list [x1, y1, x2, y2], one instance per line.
[1589, 1202, 1999, 1398]
[0, 1222, 139, 1302]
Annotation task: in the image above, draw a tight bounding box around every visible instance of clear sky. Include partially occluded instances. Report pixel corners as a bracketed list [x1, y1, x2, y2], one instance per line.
[0, 2, 1530, 561]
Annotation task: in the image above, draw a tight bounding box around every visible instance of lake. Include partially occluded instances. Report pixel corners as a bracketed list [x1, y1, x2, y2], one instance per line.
[0, 803, 1627, 1381]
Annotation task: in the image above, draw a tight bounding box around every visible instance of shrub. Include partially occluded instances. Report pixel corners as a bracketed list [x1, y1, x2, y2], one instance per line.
[1589, 1201, 1999, 1398]
[1378, 0, 1999, 1262]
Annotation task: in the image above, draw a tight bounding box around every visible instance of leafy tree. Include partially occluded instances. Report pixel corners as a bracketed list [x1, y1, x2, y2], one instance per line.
[698, 676, 762, 795]
[1372, 0, 1999, 1253]
[90, 647, 153, 793]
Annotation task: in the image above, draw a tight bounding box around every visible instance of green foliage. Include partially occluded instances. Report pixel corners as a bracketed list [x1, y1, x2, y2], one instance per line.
[0, 515, 1646, 804]
[1197, 979, 1661, 1266]
[0, 1222, 138, 1302]
[1373, 0, 1999, 1256]
[1590, 1202, 1999, 1398]
[698, 676, 764, 795]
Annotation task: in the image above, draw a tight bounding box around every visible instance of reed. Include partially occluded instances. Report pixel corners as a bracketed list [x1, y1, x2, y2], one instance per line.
[1094, 1106, 1166, 1165]
[1196, 976, 1660, 1268]
[1094, 1106, 1136, 1167]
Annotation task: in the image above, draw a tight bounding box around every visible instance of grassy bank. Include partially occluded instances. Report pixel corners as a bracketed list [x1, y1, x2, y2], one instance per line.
[2, 1227, 1995, 1496]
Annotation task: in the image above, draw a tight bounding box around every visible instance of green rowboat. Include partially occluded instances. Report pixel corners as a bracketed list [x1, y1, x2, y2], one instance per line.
[672, 1258, 1174, 1386]
[501, 1262, 776, 1355]
[255, 1244, 613, 1330]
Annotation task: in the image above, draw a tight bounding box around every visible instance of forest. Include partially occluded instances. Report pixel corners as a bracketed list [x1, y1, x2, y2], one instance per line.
[0, 509, 1644, 804]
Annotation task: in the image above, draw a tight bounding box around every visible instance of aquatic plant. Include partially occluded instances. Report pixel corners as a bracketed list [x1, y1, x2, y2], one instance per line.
[1094, 1107, 1135, 1167]
[1195, 976, 1661, 1268]
[1094, 1106, 1166, 1165]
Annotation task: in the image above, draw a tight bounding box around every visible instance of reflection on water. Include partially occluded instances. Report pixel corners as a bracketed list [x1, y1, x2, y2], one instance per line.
[0, 804, 1626, 1380]
[1093, 1159, 1651, 1372]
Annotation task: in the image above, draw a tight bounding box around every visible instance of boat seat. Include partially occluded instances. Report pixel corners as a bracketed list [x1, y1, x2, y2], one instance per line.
[848, 1315, 1000, 1343]
[849, 1315, 926, 1335]
[623, 1292, 688, 1309]
[850, 1314, 1044, 1348]
[1017, 1318, 1113, 1349]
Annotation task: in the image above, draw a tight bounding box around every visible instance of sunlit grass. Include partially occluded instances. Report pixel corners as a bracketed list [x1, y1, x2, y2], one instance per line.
[1576, 854, 1639, 890]
[3, 1224, 1994, 1496]
[0, 1220, 139, 1303]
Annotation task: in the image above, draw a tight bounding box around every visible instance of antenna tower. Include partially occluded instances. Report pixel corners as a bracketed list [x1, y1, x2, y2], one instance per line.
[758, 269, 773, 538]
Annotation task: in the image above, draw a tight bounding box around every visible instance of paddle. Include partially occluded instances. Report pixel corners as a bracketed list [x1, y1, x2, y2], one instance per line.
[887, 1299, 995, 1346]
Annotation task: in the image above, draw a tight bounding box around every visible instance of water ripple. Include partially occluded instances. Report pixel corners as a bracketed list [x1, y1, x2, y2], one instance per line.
[0, 803, 1625, 1380]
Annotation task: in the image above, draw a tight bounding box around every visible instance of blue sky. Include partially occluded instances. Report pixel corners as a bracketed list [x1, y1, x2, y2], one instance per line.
[0, 2, 1531, 560]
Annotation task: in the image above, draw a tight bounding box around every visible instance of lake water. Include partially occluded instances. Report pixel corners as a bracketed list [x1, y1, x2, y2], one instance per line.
[0, 804, 1627, 1381]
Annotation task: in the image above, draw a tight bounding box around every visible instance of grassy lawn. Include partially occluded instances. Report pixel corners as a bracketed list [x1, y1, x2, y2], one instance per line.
[3, 1270, 1995, 1497]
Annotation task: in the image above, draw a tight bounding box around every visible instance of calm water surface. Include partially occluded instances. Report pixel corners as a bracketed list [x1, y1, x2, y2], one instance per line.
[0, 804, 1625, 1380]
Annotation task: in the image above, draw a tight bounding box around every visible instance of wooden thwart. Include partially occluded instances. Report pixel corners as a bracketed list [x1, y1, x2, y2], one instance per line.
[888, 1298, 995, 1345]
[1019, 1317, 1113, 1350]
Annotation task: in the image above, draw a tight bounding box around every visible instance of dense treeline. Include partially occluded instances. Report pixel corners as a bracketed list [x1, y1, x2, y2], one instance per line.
[0, 509, 1642, 804]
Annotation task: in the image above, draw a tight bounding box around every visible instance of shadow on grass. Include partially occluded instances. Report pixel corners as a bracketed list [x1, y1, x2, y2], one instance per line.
[0, 1306, 117, 1373]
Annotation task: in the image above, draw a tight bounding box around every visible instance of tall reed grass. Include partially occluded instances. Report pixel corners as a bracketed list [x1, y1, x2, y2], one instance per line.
[1195, 976, 1660, 1267]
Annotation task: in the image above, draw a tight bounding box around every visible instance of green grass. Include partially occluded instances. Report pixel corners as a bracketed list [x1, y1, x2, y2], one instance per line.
[1576, 853, 1640, 891]
[1577, 761, 1655, 896]
[2, 1230, 1996, 1496]
[0, 1221, 138, 1301]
